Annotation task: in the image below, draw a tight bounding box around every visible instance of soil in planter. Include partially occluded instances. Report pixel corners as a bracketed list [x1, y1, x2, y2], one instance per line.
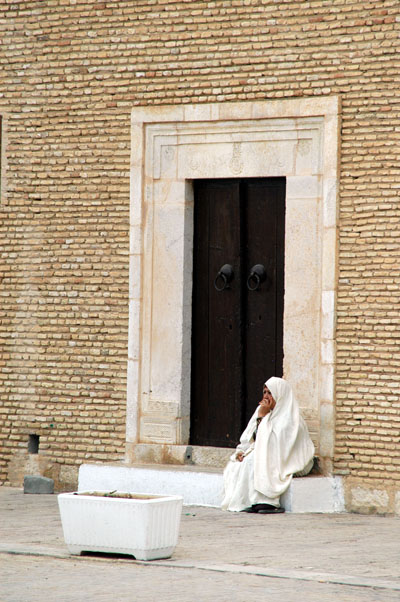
[75, 491, 162, 500]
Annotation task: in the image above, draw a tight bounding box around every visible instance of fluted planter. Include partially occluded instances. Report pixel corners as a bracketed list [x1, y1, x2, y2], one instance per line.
[58, 491, 183, 560]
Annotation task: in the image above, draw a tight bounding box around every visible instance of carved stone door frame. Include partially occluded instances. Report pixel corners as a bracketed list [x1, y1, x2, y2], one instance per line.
[128, 97, 340, 473]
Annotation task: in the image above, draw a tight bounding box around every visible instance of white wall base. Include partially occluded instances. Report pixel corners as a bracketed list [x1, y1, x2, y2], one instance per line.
[79, 464, 224, 507]
[79, 464, 344, 513]
[281, 475, 345, 513]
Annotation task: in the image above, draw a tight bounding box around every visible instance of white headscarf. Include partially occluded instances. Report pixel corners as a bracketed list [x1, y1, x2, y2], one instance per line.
[253, 377, 315, 498]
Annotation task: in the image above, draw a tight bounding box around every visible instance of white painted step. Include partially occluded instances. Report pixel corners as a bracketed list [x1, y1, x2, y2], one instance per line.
[79, 464, 224, 507]
[281, 474, 345, 513]
[79, 463, 345, 513]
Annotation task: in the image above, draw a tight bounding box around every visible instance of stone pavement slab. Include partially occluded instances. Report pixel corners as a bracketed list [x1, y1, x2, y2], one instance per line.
[2, 554, 399, 602]
[0, 487, 399, 601]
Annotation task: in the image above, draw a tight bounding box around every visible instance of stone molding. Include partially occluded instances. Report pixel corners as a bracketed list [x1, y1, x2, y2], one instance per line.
[128, 97, 340, 473]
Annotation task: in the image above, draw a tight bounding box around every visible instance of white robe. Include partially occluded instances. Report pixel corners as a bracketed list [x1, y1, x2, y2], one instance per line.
[221, 377, 315, 512]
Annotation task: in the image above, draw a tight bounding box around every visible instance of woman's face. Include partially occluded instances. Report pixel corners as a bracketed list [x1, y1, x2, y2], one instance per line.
[263, 385, 276, 410]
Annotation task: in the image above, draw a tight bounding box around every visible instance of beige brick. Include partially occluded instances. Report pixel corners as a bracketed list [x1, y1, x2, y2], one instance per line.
[0, 0, 399, 492]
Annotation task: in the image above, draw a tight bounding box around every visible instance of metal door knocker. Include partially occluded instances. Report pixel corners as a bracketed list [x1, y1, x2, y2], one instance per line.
[247, 264, 267, 291]
[214, 264, 234, 291]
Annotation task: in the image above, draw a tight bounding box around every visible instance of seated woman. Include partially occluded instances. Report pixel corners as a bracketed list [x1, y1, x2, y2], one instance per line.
[221, 377, 314, 514]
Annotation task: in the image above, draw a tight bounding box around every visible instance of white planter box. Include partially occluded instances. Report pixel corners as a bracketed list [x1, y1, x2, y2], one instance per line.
[58, 492, 183, 560]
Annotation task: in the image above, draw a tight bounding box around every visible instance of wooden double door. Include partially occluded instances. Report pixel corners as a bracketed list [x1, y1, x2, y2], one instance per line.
[190, 178, 286, 447]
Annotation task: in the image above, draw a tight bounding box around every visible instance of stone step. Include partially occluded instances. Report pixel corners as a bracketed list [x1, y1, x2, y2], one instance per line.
[126, 443, 233, 469]
[78, 463, 345, 513]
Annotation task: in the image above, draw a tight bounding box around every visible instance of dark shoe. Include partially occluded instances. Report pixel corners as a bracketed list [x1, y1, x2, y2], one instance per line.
[241, 505, 260, 513]
[258, 505, 285, 514]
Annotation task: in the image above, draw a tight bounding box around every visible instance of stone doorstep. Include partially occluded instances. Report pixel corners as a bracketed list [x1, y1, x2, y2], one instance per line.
[125, 443, 233, 469]
[78, 463, 345, 513]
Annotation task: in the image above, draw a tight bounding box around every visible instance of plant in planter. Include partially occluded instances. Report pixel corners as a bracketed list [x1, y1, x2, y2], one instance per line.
[58, 491, 183, 561]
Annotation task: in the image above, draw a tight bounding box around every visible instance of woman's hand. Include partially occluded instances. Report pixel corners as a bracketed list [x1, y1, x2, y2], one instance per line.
[258, 385, 276, 417]
[258, 397, 275, 417]
[236, 451, 244, 462]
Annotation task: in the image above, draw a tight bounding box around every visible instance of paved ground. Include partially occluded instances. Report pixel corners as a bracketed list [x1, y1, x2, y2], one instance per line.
[0, 487, 399, 602]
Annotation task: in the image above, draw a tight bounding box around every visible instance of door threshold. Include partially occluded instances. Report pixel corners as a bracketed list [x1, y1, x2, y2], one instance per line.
[125, 443, 233, 469]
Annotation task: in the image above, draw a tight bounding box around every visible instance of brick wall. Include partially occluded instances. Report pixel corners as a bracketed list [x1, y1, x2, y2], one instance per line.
[0, 1, 398, 495]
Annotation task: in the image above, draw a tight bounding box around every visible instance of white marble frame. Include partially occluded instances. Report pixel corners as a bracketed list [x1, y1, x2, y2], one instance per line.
[128, 98, 340, 471]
